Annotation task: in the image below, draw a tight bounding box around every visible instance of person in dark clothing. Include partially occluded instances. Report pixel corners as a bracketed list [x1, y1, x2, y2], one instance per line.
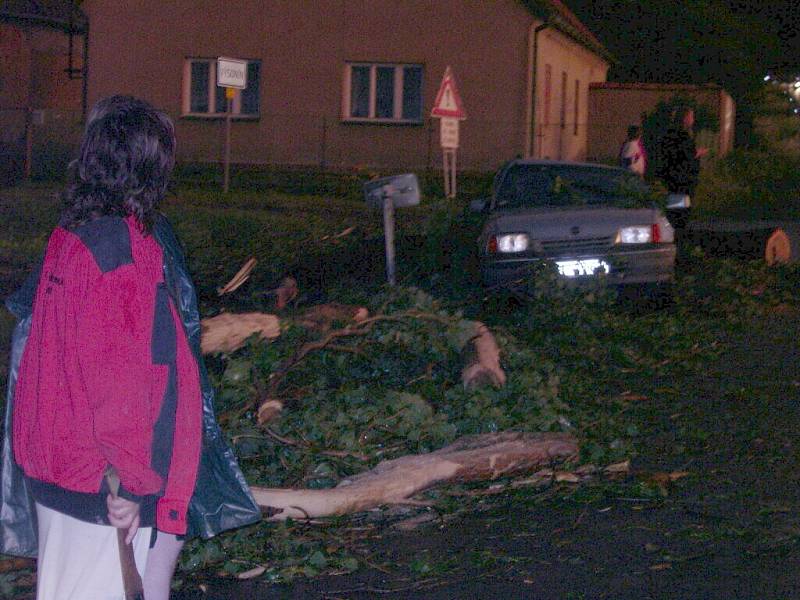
[658, 107, 708, 229]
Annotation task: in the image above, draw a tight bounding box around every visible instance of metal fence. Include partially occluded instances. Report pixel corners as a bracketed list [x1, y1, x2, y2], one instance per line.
[0, 108, 83, 184]
[167, 112, 528, 173]
[1, 108, 655, 185]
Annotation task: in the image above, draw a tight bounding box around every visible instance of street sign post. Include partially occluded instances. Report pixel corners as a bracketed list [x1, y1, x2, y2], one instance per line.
[364, 174, 421, 286]
[217, 57, 248, 193]
[431, 67, 466, 199]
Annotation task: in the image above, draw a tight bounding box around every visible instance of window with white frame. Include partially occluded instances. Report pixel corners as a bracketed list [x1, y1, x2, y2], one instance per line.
[182, 58, 260, 117]
[343, 63, 423, 123]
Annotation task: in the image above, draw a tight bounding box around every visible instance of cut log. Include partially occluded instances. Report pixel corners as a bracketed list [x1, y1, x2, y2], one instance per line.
[682, 221, 800, 261]
[765, 226, 800, 265]
[250, 431, 577, 520]
[200, 312, 281, 354]
[461, 322, 506, 388]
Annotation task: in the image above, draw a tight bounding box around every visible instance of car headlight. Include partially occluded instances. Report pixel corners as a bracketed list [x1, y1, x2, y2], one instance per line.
[489, 233, 530, 253]
[616, 225, 655, 244]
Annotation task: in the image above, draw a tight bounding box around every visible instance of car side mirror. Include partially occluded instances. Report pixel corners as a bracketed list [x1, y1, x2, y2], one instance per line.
[469, 197, 490, 213]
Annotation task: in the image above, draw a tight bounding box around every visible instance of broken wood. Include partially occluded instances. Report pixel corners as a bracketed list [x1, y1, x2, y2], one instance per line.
[256, 313, 506, 420]
[275, 276, 299, 310]
[295, 303, 369, 332]
[200, 312, 281, 354]
[217, 257, 257, 296]
[256, 399, 284, 425]
[765, 225, 800, 265]
[250, 431, 578, 520]
[682, 220, 800, 263]
[0, 557, 34, 574]
[461, 322, 506, 388]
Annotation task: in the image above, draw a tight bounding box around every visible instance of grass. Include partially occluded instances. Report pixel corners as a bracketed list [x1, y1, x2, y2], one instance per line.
[693, 88, 800, 221]
[693, 148, 800, 220]
[3, 140, 800, 592]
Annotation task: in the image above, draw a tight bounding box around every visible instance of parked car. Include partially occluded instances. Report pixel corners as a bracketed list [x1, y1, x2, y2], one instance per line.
[473, 160, 676, 289]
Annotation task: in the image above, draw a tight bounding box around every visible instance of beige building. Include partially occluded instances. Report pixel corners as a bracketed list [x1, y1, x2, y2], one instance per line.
[79, 0, 610, 172]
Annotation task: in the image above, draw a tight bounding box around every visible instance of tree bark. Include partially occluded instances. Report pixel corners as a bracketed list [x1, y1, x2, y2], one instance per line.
[200, 312, 281, 354]
[250, 431, 578, 520]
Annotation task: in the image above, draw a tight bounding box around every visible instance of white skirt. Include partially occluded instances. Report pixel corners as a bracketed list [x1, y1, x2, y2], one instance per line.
[35, 502, 152, 600]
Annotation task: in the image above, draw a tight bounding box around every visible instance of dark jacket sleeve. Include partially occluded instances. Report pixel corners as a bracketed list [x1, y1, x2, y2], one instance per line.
[0, 259, 44, 557]
[659, 128, 700, 195]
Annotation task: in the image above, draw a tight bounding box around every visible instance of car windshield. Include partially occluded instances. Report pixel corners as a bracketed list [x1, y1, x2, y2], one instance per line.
[494, 164, 655, 209]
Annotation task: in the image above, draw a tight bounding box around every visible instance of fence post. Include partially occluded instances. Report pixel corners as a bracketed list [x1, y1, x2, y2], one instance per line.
[25, 108, 33, 179]
[320, 115, 327, 171]
[426, 117, 433, 171]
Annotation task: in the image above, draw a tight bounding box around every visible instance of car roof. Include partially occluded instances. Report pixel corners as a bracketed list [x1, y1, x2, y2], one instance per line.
[504, 159, 625, 173]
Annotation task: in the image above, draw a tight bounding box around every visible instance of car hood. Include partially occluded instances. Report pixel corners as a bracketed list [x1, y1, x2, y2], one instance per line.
[486, 206, 660, 240]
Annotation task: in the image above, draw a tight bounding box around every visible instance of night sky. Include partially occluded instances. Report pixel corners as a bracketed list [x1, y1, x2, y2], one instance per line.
[566, 0, 800, 83]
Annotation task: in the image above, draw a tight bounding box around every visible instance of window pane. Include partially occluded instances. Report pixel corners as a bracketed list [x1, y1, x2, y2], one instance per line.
[376, 66, 394, 119]
[350, 66, 370, 118]
[241, 62, 260, 114]
[402, 66, 422, 120]
[190, 61, 209, 113]
[215, 82, 228, 114]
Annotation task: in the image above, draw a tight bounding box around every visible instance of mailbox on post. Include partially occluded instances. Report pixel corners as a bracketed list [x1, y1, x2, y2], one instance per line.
[363, 173, 420, 286]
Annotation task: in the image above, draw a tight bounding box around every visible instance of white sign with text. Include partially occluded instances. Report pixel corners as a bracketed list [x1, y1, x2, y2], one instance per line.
[217, 57, 247, 89]
[440, 117, 460, 149]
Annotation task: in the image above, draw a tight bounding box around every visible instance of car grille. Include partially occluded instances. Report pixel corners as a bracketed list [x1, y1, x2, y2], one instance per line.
[539, 235, 615, 256]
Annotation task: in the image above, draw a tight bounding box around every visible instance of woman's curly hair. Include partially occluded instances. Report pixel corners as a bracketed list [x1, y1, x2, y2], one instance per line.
[60, 95, 176, 233]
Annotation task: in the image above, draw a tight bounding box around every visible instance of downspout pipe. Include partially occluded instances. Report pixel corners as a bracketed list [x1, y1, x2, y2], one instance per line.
[525, 22, 550, 158]
[81, 24, 89, 121]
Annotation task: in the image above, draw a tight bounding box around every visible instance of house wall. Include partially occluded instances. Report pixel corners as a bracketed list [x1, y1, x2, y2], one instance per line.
[0, 23, 83, 111]
[0, 24, 30, 112]
[533, 27, 608, 162]
[0, 22, 84, 180]
[81, 0, 607, 171]
[587, 83, 736, 164]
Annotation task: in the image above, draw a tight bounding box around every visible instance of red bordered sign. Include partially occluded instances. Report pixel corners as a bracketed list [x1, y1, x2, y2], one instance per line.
[431, 66, 466, 119]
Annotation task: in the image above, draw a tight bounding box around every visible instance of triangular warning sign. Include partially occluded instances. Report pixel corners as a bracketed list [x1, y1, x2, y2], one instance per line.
[431, 66, 466, 119]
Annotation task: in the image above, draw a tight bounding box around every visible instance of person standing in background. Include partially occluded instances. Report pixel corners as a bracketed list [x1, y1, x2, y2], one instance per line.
[619, 125, 647, 177]
[658, 107, 708, 229]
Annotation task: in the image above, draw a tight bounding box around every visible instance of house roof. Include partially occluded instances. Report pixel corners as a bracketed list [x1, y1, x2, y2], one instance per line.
[522, 0, 614, 64]
[0, 0, 87, 34]
[0, 1, 605, 60]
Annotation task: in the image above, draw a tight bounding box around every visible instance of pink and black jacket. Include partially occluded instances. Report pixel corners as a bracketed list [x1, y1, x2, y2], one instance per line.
[1, 214, 260, 555]
[13, 215, 201, 534]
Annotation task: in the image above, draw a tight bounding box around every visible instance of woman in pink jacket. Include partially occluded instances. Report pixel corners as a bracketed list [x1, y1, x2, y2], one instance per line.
[6, 96, 259, 600]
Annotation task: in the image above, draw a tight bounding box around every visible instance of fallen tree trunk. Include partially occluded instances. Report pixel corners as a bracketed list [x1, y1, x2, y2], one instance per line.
[251, 431, 577, 520]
